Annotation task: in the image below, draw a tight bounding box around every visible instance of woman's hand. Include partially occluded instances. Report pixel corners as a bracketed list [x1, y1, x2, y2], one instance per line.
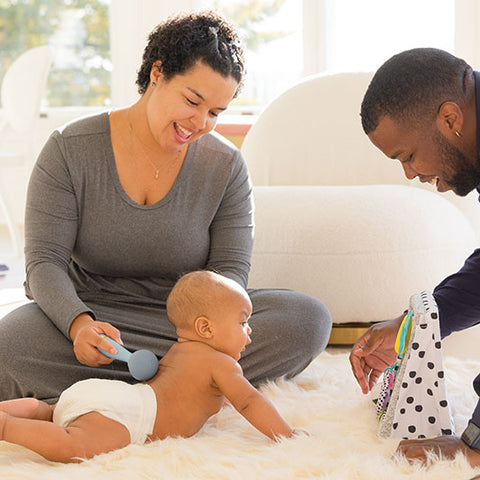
[69, 313, 124, 367]
[349, 314, 404, 394]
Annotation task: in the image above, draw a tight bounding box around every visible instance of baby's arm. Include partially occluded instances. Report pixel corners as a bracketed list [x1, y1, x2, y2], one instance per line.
[213, 358, 294, 440]
[0, 410, 130, 463]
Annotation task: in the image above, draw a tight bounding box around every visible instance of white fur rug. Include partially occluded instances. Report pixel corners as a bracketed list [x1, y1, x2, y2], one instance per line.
[1, 352, 480, 480]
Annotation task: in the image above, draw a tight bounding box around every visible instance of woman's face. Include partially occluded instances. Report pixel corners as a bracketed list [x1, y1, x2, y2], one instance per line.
[145, 60, 239, 153]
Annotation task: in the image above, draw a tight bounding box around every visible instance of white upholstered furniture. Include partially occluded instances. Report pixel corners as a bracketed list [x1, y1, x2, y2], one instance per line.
[241, 72, 480, 357]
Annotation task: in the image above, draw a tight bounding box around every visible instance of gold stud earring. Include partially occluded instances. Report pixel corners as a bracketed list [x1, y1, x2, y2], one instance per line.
[455, 130, 462, 137]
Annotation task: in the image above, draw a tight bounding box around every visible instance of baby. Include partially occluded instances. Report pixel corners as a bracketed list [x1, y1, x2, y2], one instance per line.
[0, 271, 301, 463]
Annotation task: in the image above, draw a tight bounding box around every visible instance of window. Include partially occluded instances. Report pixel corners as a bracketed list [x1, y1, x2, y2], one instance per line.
[0, 0, 466, 111]
[212, 0, 303, 110]
[199, 0, 303, 111]
[0, 0, 111, 108]
[201, 0, 456, 110]
[320, 0, 455, 73]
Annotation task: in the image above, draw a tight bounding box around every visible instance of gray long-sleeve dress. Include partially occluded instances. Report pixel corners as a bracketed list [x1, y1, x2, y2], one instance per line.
[0, 112, 332, 402]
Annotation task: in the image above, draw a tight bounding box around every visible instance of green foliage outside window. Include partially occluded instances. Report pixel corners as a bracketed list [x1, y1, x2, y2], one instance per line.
[213, 0, 290, 52]
[0, 0, 289, 108]
[211, 0, 292, 107]
[0, 0, 111, 107]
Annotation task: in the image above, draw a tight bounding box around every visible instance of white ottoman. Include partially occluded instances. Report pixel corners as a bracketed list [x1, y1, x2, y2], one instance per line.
[249, 184, 479, 354]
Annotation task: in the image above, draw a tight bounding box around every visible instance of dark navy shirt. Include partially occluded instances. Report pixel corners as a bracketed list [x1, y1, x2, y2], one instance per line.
[432, 70, 480, 427]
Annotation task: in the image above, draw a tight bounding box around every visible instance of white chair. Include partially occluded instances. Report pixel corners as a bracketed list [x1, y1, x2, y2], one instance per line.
[0, 45, 53, 256]
[241, 72, 480, 239]
[240, 72, 480, 355]
[241, 72, 388, 186]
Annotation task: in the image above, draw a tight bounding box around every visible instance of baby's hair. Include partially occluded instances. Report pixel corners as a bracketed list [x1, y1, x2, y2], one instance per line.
[166, 270, 246, 330]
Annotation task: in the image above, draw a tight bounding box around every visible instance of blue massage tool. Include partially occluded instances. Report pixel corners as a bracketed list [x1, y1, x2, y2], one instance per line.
[98, 335, 159, 381]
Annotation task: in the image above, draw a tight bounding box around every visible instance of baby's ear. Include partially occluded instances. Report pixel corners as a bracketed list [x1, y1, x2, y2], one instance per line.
[194, 316, 213, 338]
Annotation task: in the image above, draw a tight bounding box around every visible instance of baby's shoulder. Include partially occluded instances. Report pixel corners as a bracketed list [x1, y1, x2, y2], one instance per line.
[168, 342, 241, 372]
[206, 350, 243, 378]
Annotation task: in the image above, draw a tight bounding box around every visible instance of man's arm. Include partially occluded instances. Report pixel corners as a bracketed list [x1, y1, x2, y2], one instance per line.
[434, 248, 480, 337]
[396, 435, 480, 467]
[394, 249, 480, 466]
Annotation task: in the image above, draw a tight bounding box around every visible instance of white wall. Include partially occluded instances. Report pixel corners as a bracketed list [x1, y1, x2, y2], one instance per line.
[2, 0, 480, 228]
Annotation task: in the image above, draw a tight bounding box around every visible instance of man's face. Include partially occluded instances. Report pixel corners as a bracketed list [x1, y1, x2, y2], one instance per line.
[368, 116, 480, 197]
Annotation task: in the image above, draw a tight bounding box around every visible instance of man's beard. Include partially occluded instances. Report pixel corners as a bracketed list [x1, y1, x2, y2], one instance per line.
[434, 130, 480, 197]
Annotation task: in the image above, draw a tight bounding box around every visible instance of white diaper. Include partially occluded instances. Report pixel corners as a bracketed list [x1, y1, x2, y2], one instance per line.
[53, 378, 157, 444]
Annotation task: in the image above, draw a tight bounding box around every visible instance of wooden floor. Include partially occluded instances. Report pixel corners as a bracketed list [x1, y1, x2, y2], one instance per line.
[329, 322, 370, 346]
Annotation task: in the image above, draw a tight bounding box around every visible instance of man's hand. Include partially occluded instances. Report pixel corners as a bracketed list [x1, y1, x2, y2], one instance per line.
[396, 435, 480, 467]
[349, 314, 404, 394]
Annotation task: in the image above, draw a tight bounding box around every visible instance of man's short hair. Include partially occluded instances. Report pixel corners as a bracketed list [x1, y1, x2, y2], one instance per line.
[360, 48, 472, 134]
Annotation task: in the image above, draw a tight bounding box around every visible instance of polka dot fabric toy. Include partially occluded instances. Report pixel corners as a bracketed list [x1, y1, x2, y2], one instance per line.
[377, 291, 455, 439]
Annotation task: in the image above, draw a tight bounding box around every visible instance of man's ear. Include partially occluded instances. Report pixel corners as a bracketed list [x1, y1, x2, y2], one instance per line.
[194, 316, 213, 338]
[436, 101, 464, 138]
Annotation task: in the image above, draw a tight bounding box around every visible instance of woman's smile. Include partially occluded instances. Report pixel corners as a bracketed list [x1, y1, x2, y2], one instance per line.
[173, 122, 194, 143]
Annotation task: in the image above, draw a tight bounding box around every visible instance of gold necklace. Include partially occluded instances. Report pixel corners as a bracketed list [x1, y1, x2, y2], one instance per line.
[126, 110, 164, 181]
[147, 157, 160, 180]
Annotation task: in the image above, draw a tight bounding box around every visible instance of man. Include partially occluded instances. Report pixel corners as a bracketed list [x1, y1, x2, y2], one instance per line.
[350, 47, 480, 466]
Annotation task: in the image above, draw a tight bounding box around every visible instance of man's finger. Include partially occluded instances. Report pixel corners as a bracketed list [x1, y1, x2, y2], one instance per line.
[350, 354, 370, 393]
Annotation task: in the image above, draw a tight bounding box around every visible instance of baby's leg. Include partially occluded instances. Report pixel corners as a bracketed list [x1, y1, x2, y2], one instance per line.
[0, 411, 130, 463]
[0, 398, 53, 421]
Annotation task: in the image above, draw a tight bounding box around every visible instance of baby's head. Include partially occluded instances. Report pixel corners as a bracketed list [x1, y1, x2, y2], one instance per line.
[166, 271, 252, 359]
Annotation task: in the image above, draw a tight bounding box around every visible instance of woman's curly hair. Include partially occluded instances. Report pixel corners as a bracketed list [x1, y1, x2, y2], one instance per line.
[136, 10, 245, 97]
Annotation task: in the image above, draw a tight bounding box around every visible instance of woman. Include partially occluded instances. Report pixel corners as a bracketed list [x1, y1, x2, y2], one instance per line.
[0, 11, 331, 403]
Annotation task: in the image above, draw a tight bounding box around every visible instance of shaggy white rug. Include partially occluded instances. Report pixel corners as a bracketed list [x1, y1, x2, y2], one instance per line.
[0, 351, 480, 480]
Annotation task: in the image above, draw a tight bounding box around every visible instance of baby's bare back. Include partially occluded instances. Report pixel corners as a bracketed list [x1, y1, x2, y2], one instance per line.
[146, 342, 225, 440]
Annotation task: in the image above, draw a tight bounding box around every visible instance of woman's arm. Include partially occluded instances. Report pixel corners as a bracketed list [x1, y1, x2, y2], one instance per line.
[24, 131, 93, 337]
[24, 131, 122, 363]
[206, 150, 254, 289]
